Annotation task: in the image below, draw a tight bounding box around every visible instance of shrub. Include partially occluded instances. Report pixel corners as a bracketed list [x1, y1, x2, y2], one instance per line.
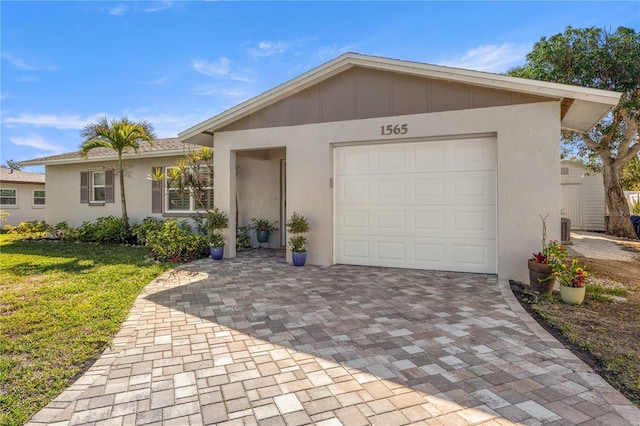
[631, 199, 640, 215]
[74, 221, 98, 242]
[130, 217, 164, 245]
[4, 221, 49, 240]
[145, 219, 208, 262]
[236, 226, 250, 251]
[47, 221, 72, 240]
[93, 216, 131, 244]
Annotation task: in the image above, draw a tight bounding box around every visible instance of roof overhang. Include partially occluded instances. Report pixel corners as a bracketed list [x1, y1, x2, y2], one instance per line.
[179, 53, 622, 145]
[19, 149, 188, 167]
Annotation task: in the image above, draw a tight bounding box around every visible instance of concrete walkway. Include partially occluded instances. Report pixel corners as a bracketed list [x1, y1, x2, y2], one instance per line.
[28, 250, 639, 425]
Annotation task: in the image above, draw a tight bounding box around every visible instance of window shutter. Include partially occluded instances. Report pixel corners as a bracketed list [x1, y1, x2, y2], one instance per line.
[151, 167, 163, 213]
[105, 169, 114, 203]
[80, 171, 89, 204]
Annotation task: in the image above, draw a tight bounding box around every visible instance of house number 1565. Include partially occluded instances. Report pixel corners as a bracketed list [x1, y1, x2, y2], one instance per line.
[380, 124, 408, 136]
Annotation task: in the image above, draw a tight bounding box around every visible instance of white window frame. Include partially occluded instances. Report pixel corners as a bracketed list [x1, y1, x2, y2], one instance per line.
[33, 189, 45, 207]
[91, 171, 106, 203]
[0, 188, 18, 207]
[164, 167, 213, 213]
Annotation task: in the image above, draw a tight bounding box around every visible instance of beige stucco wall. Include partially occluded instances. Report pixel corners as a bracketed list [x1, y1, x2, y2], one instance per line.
[0, 181, 46, 226]
[44, 156, 185, 227]
[214, 101, 562, 282]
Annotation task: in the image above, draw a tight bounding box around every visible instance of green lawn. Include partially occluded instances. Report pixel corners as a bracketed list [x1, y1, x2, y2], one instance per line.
[0, 235, 172, 426]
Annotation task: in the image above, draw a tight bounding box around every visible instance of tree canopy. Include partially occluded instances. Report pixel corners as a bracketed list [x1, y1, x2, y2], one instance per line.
[510, 26, 640, 238]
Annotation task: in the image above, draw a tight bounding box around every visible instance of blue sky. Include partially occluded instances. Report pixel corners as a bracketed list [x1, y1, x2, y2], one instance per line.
[2, 1, 639, 172]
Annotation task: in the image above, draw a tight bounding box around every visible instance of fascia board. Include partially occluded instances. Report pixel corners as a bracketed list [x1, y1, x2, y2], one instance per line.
[19, 149, 189, 167]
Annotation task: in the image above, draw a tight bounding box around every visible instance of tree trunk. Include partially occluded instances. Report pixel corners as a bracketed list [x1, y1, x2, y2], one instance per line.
[118, 154, 129, 225]
[603, 163, 636, 238]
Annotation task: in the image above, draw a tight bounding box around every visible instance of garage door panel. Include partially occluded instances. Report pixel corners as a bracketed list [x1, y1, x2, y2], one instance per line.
[337, 172, 495, 205]
[341, 239, 370, 259]
[335, 137, 496, 175]
[336, 235, 495, 273]
[337, 206, 494, 239]
[335, 138, 496, 274]
[377, 211, 406, 230]
[377, 241, 406, 261]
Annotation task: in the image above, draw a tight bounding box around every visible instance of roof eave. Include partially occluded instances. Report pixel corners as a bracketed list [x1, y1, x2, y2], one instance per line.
[19, 149, 189, 167]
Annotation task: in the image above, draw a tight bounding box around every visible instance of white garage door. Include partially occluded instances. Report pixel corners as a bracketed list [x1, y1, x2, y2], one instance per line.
[334, 137, 497, 274]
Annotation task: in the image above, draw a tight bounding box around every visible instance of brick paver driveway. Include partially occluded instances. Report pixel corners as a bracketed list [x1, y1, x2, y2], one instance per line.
[29, 250, 639, 425]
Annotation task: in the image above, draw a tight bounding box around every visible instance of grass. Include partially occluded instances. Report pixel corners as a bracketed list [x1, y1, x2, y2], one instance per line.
[0, 234, 172, 426]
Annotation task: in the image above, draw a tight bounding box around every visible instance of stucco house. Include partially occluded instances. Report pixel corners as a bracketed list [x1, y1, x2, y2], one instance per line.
[561, 160, 605, 232]
[19, 138, 202, 227]
[179, 53, 621, 282]
[0, 167, 46, 226]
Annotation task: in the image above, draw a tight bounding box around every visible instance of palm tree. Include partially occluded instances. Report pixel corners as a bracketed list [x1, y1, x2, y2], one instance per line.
[80, 116, 156, 225]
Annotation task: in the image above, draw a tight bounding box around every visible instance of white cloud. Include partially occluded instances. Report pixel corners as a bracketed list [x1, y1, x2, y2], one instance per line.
[144, 1, 174, 12]
[145, 75, 170, 85]
[192, 58, 254, 82]
[248, 41, 288, 58]
[9, 134, 64, 152]
[190, 84, 253, 99]
[193, 57, 231, 77]
[108, 4, 128, 16]
[4, 113, 95, 130]
[437, 43, 530, 73]
[126, 112, 216, 138]
[2, 53, 59, 71]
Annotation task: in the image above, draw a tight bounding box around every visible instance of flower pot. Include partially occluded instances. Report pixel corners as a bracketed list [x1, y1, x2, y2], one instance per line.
[292, 251, 306, 267]
[210, 246, 224, 261]
[560, 285, 586, 305]
[527, 260, 555, 294]
[257, 230, 270, 243]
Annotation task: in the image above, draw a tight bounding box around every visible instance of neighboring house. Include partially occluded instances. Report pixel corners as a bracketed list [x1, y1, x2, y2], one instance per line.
[561, 160, 605, 232]
[0, 167, 46, 227]
[179, 53, 620, 282]
[19, 138, 202, 227]
[625, 191, 640, 210]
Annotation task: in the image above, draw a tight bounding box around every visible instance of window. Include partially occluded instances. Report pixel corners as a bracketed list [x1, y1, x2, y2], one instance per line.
[92, 171, 106, 202]
[33, 190, 45, 206]
[81, 170, 113, 204]
[165, 167, 214, 213]
[0, 189, 17, 206]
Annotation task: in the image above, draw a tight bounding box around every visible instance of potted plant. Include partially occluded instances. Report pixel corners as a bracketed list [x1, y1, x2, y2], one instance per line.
[528, 214, 567, 294]
[248, 218, 278, 244]
[286, 211, 309, 267]
[206, 207, 228, 260]
[554, 258, 588, 305]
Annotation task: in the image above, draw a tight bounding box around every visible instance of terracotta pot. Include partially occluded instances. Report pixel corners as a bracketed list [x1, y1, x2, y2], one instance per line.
[560, 285, 586, 305]
[527, 260, 555, 294]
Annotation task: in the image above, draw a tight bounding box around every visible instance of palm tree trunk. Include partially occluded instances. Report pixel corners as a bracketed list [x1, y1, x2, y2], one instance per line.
[118, 153, 129, 225]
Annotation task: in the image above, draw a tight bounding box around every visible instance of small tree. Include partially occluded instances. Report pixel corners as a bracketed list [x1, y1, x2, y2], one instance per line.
[150, 147, 221, 243]
[510, 26, 640, 238]
[206, 207, 228, 248]
[286, 212, 309, 253]
[81, 116, 156, 225]
[3, 160, 23, 171]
